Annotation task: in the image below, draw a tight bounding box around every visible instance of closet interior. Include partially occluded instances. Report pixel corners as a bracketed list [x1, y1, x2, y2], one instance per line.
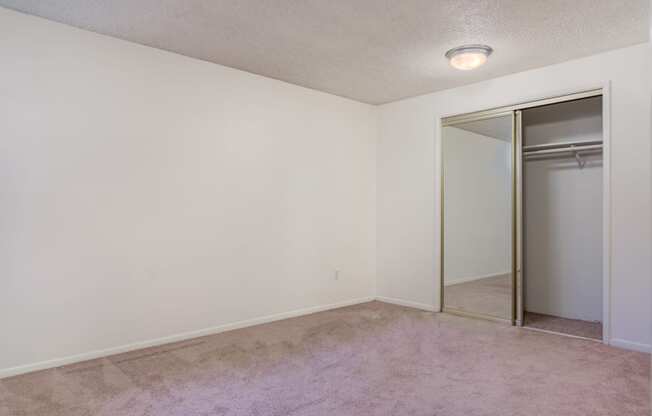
[521, 96, 604, 340]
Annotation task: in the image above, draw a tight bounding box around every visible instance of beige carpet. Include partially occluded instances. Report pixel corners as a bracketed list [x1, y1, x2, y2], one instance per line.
[444, 274, 512, 319]
[0, 301, 649, 416]
[524, 311, 603, 340]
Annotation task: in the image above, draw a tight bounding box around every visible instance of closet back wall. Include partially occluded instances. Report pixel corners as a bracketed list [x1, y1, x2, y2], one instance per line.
[0, 8, 377, 376]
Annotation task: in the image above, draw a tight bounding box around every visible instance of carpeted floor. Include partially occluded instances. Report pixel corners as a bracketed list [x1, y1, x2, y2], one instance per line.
[524, 311, 603, 340]
[444, 274, 512, 319]
[0, 301, 648, 416]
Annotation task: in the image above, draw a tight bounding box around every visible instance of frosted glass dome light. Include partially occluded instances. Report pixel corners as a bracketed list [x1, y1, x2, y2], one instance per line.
[445, 45, 493, 70]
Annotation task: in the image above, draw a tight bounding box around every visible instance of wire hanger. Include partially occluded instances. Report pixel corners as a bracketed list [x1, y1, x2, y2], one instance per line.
[571, 145, 586, 169]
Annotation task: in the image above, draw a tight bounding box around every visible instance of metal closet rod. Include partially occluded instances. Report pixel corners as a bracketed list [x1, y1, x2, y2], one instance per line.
[522, 139, 602, 153]
[523, 144, 602, 157]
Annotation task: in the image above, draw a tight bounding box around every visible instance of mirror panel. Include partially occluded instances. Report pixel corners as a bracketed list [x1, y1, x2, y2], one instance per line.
[442, 114, 514, 320]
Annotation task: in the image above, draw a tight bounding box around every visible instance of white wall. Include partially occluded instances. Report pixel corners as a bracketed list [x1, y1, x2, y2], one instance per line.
[0, 8, 377, 375]
[443, 127, 511, 285]
[523, 99, 603, 322]
[377, 43, 651, 351]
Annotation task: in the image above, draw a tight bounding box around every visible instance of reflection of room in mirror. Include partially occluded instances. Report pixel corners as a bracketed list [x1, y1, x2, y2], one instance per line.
[442, 114, 513, 320]
[445, 273, 511, 318]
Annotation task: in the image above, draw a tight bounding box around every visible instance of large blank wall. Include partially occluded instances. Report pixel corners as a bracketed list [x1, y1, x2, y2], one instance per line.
[0, 9, 376, 374]
[377, 43, 651, 351]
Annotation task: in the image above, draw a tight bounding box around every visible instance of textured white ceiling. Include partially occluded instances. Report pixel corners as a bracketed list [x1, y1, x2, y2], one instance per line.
[1, 1, 648, 104]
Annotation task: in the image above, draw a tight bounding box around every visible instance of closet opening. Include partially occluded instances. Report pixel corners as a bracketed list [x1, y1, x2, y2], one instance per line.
[520, 96, 604, 340]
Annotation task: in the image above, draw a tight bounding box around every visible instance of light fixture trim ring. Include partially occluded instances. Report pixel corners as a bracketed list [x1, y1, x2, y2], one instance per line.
[445, 44, 494, 60]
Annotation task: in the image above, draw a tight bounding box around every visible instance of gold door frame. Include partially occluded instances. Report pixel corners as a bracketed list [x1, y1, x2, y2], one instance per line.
[440, 111, 517, 324]
[515, 110, 523, 326]
[439, 88, 603, 326]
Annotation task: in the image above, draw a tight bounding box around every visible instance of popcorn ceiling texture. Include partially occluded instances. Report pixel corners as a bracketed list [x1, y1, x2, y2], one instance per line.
[0, 0, 648, 104]
[1, 302, 649, 415]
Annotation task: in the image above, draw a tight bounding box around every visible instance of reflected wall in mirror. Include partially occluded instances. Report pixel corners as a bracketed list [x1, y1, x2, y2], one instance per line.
[442, 114, 514, 320]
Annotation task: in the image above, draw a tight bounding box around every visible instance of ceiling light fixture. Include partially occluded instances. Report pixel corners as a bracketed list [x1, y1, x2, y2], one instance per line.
[445, 44, 493, 70]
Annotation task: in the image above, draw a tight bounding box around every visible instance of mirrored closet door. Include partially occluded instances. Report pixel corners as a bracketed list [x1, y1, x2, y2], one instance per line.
[441, 112, 516, 322]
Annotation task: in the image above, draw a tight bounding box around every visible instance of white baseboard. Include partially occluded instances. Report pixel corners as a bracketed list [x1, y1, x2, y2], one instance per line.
[0, 296, 375, 379]
[609, 338, 651, 353]
[444, 271, 510, 287]
[5, 296, 642, 379]
[375, 296, 437, 312]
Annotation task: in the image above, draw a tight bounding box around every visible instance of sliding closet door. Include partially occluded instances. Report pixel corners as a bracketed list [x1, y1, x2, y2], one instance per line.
[441, 112, 516, 322]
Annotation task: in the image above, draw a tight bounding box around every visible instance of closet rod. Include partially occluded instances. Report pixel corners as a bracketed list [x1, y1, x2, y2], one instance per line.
[523, 144, 602, 157]
[522, 139, 602, 152]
